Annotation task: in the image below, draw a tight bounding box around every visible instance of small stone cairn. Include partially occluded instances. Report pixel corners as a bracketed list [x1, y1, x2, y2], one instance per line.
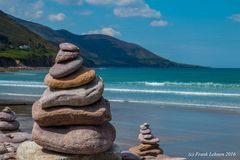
[17, 43, 120, 160]
[129, 123, 164, 159]
[0, 107, 31, 160]
[0, 107, 19, 132]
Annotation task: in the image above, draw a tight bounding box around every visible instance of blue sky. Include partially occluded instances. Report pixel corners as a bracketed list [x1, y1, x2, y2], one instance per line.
[0, 0, 240, 68]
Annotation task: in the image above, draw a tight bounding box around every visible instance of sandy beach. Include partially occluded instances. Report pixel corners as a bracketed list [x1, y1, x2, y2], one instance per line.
[1, 101, 240, 160]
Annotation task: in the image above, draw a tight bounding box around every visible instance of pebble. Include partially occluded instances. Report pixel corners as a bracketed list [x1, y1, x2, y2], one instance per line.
[49, 57, 83, 79]
[140, 129, 151, 135]
[59, 43, 79, 51]
[55, 50, 80, 63]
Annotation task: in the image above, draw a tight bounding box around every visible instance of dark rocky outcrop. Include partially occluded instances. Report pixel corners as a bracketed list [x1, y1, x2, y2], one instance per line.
[0, 57, 17, 67]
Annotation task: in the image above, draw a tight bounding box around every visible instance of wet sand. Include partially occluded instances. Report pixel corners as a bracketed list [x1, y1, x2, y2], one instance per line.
[1, 102, 240, 160]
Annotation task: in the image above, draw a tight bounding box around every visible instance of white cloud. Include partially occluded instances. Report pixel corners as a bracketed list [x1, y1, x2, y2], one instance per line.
[8, 6, 16, 14]
[114, 4, 161, 18]
[25, 10, 43, 19]
[33, 0, 44, 10]
[54, 0, 83, 5]
[86, 0, 137, 6]
[52, 0, 162, 20]
[54, 0, 138, 6]
[0, 0, 44, 19]
[150, 20, 168, 27]
[229, 14, 240, 22]
[48, 13, 66, 22]
[25, 0, 44, 18]
[82, 27, 121, 37]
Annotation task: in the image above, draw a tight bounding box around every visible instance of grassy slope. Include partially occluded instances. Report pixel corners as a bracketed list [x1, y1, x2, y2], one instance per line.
[0, 10, 56, 67]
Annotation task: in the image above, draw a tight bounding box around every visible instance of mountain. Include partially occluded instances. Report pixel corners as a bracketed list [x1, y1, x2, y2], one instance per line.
[1, 10, 198, 68]
[0, 10, 57, 67]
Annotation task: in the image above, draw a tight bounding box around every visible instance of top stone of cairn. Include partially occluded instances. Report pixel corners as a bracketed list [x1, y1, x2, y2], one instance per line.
[0, 107, 16, 122]
[59, 43, 80, 52]
[56, 43, 80, 63]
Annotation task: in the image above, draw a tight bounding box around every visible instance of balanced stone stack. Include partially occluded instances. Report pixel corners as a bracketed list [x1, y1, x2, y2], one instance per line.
[129, 123, 164, 159]
[0, 107, 19, 132]
[17, 43, 120, 160]
[0, 107, 32, 160]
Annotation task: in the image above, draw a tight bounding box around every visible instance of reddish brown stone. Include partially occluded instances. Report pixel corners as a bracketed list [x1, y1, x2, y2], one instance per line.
[32, 122, 116, 154]
[137, 144, 159, 151]
[32, 98, 111, 126]
[45, 67, 95, 89]
[129, 146, 163, 156]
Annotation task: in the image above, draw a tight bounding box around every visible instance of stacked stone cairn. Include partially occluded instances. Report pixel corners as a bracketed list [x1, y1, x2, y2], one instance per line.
[0, 107, 31, 159]
[17, 43, 120, 160]
[0, 107, 19, 132]
[129, 123, 164, 159]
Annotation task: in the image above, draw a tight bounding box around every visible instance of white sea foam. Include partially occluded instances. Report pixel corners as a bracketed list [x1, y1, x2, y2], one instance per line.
[0, 93, 41, 97]
[0, 80, 42, 84]
[124, 81, 240, 88]
[0, 92, 239, 110]
[0, 84, 46, 88]
[1, 80, 240, 97]
[13, 73, 37, 76]
[0, 80, 46, 88]
[105, 88, 240, 97]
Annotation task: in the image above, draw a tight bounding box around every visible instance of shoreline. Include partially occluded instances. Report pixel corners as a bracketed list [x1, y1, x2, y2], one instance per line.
[0, 66, 50, 72]
[0, 66, 223, 72]
[1, 98, 240, 115]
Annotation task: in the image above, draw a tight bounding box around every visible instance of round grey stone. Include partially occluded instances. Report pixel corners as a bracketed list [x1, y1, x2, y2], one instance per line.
[6, 132, 32, 143]
[59, 43, 79, 51]
[121, 151, 142, 160]
[39, 76, 104, 108]
[142, 134, 153, 140]
[49, 57, 83, 79]
[140, 129, 151, 135]
[140, 123, 150, 130]
[138, 134, 159, 145]
[0, 112, 16, 122]
[55, 50, 80, 63]
[0, 120, 19, 131]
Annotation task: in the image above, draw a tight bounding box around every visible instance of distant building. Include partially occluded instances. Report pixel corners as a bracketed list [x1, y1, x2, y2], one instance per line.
[19, 44, 30, 50]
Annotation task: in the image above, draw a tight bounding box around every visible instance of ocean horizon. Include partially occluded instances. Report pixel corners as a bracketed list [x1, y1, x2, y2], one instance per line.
[1, 67, 240, 111]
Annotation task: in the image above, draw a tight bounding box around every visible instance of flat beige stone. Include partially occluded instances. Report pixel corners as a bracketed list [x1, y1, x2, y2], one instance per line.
[17, 141, 121, 160]
[129, 146, 163, 156]
[137, 143, 159, 151]
[32, 98, 111, 126]
[45, 67, 96, 89]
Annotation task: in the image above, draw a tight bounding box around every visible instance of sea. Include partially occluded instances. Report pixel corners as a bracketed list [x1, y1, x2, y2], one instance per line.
[0, 68, 240, 111]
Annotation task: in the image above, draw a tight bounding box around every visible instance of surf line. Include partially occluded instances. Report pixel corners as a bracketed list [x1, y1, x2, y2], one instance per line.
[105, 88, 240, 97]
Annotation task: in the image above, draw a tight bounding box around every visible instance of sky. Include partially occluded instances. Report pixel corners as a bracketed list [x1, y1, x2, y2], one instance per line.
[0, 0, 240, 68]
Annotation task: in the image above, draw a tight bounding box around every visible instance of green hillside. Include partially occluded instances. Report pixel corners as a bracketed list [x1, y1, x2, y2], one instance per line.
[0, 10, 56, 67]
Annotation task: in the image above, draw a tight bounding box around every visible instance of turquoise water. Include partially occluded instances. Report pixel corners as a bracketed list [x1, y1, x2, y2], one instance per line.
[0, 68, 240, 110]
